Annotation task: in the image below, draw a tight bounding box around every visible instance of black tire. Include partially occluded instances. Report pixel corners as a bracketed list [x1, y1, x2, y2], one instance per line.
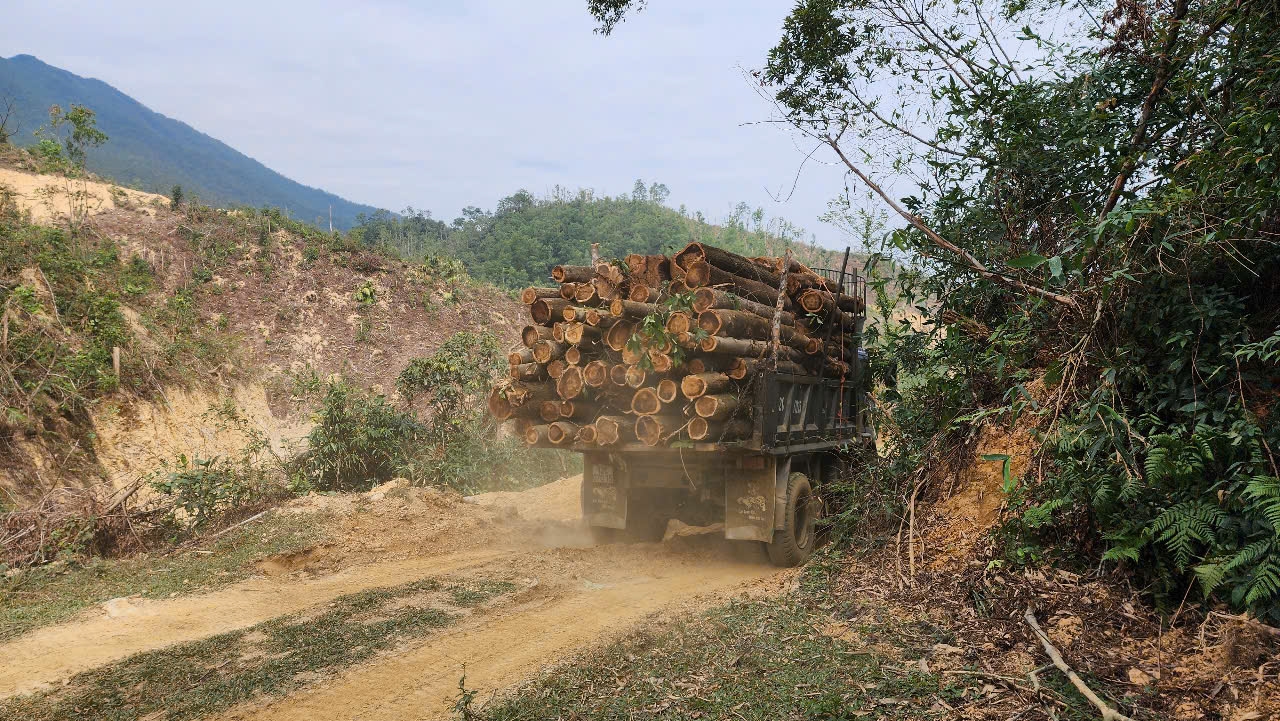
[766, 472, 817, 567]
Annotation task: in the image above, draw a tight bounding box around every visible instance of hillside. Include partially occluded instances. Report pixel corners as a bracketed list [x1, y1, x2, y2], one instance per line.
[0, 54, 381, 229]
[0, 149, 530, 504]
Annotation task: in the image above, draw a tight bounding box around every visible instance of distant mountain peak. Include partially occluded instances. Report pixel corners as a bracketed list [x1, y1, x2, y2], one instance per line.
[0, 54, 383, 229]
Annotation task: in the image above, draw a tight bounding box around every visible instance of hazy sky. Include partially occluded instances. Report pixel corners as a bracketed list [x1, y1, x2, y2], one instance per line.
[0, 1, 862, 247]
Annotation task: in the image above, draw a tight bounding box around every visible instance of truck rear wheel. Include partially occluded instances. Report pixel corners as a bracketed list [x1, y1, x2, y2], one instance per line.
[766, 472, 817, 567]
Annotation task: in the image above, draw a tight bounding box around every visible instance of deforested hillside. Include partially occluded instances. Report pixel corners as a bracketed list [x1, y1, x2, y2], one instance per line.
[0, 142, 534, 510]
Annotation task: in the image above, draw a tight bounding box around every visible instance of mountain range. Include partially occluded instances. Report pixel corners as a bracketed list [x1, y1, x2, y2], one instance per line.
[0, 54, 381, 229]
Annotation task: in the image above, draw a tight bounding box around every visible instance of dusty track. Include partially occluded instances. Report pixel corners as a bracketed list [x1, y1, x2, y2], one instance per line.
[0, 476, 788, 716]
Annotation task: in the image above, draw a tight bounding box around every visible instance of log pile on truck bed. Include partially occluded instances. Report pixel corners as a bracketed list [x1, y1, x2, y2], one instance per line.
[488, 242, 864, 448]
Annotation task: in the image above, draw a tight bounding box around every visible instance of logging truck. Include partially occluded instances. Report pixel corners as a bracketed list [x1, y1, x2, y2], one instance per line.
[492, 244, 875, 567]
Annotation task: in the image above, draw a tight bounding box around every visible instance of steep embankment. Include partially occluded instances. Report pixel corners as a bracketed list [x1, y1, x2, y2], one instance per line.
[0, 159, 524, 500]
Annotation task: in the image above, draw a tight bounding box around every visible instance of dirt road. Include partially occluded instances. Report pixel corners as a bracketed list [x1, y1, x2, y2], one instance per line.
[0, 476, 790, 718]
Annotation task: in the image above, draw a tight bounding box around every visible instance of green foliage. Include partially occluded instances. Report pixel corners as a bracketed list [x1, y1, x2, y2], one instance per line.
[751, 0, 1280, 619]
[149, 455, 256, 529]
[33, 104, 107, 175]
[302, 381, 425, 491]
[169, 184, 183, 209]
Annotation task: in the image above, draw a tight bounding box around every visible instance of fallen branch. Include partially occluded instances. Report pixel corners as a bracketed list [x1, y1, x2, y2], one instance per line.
[1209, 611, 1280, 639]
[207, 510, 270, 540]
[1024, 608, 1135, 721]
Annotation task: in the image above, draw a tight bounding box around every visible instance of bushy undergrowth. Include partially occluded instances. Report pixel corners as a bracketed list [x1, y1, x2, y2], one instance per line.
[764, 0, 1280, 619]
[300, 330, 576, 494]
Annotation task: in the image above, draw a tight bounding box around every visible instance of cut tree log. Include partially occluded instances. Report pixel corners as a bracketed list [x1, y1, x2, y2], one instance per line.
[530, 298, 571, 325]
[532, 340, 567, 363]
[687, 418, 752, 442]
[592, 277, 622, 301]
[556, 365, 585, 400]
[574, 283, 599, 304]
[538, 400, 563, 422]
[674, 242, 781, 288]
[609, 299, 659, 319]
[552, 323, 567, 343]
[594, 415, 633, 445]
[583, 360, 609, 387]
[564, 346, 583, 365]
[561, 306, 588, 323]
[625, 253, 670, 286]
[681, 372, 730, 399]
[594, 261, 625, 285]
[699, 309, 809, 350]
[635, 414, 685, 447]
[648, 351, 674, 373]
[796, 288, 864, 319]
[525, 424, 553, 447]
[547, 421, 579, 446]
[547, 359, 568, 379]
[521, 287, 560, 304]
[682, 260, 792, 310]
[522, 325, 554, 348]
[559, 400, 595, 420]
[631, 386, 664, 415]
[687, 356, 736, 374]
[699, 335, 806, 362]
[605, 322, 635, 351]
[552, 265, 594, 284]
[564, 322, 601, 345]
[559, 283, 578, 300]
[508, 347, 535, 365]
[656, 378, 679, 404]
[691, 286, 794, 324]
[629, 284, 656, 303]
[576, 424, 598, 445]
[666, 311, 693, 334]
[509, 362, 546, 381]
[609, 363, 629, 386]
[624, 365, 650, 389]
[694, 393, 740, 421]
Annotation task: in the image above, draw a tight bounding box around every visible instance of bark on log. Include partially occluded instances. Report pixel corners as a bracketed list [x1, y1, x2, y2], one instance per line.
[631, 387, 664, 415]
[559, 400, 595, 420]
[583, 360, 609, 387]
[687, 418, 753, 442]
[525, 424, 553, 447]
[552, 265, 594, 283]
[699, 309, 810, 350]
[691, 286, 794, 324]
[699, 335, 806, 362]
[674, 242, 782, 288]
[609, 299, 659, 319]
[530, 299, 571, 325]
[548, 421, 579, 446]
[508, 347, 535, 365]
[556, 365, 585, 400]
[681, 372, 730, 399]
[533, 340, 566, 363]
[694, 393, 740, 421]
[687, 356, 736, 374]
[635, 414, 685, 447]
[683, 260, 791, 310]
[521, 287, 560, 304]
[522, 325, 554, 348]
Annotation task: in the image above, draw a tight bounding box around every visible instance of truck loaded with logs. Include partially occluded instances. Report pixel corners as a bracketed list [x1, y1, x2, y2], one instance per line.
[488, 242, 875, 566]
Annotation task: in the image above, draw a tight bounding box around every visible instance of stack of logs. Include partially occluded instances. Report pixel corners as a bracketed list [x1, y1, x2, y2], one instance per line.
[487, 242, 864, 448]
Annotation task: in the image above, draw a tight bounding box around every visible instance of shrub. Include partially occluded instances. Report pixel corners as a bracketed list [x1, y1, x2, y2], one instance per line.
[302, 381, 424, 491]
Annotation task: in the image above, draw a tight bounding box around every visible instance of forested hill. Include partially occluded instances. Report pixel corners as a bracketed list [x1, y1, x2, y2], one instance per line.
[351, 183, 846, 288]
[0, 54, 380, 229]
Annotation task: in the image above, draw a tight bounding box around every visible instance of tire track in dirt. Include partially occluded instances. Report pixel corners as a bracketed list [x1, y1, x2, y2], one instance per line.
[0, 549, 506, 698]
[218, 554, 778, 721]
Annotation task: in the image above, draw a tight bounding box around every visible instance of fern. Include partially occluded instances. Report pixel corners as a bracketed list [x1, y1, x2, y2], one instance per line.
[1245, 558, 1280, 607]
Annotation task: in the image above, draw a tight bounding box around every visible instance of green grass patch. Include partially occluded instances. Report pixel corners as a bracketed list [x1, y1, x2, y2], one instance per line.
[0, 575, 518, 721]
[0, 513, 330, 641]
[474, 593, 962, 720]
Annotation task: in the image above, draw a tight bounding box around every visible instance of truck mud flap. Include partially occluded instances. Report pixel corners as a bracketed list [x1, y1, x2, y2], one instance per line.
[724, 457, 781, 542]
[583, 454, 627, 529]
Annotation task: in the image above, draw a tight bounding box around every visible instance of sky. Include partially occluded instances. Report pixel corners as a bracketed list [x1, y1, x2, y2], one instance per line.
[0, 0, 862, 248]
